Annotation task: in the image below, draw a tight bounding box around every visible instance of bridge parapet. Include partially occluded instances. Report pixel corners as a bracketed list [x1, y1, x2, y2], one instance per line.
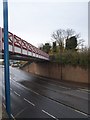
[0, 27, 49, 60]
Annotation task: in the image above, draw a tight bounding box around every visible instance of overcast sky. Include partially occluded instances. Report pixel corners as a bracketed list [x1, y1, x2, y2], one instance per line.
[0, 0, 88, 47]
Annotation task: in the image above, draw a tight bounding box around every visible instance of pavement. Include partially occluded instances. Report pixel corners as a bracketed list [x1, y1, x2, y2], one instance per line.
[0, 65, 2, 119]
[1, 65, 89, 119]
[2, 106, 8, 119]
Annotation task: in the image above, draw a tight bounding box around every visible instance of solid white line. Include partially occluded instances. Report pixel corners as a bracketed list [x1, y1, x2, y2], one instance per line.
[11, 114, 15, 119]
[76, 89, 86, 93]
[47, 83, 71, 89]
[14, 91, 20, 97]
[76, 89, 90, 95]
[12, 79, 39, 95]
[58, 85, 71, 89]
[27, 88, 39, 95]
[3, 103, 6, 108]
[38, 76, 68, 86]
[42, 110, 58, 120]
[15, 108, 26, 117]
[62, 91, 88, 101]
[10, 88, 12, 91]
[78, 88, 90, 92]
[24, 98, 35, 106]
[36, 76, 71, 90]
[11, 75, 88, 117]
[74, 109, 88, 117]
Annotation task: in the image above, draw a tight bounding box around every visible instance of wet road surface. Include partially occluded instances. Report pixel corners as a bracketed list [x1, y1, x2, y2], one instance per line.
[1, 65, 89, 119]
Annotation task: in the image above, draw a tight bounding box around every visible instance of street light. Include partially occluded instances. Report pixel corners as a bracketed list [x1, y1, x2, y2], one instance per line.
[3, 0, 11, 117]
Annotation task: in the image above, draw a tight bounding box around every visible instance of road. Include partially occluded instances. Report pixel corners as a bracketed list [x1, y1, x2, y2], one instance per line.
[1, 65, 89, 119]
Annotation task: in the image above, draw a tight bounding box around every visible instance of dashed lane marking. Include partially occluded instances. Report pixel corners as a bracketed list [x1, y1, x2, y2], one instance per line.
[42, 110, 59, 120]
[24, 98, 35, 106]
[14, 91, 20, 97]
[11, 76, 89, 117]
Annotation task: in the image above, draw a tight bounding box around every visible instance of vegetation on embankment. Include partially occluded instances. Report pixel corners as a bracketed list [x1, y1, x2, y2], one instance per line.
[49, 48, 89, 69]
[39, 28, 89, 69]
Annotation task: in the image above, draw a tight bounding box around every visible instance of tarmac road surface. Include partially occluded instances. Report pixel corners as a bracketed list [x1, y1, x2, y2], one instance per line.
[1, 65, 89, 119]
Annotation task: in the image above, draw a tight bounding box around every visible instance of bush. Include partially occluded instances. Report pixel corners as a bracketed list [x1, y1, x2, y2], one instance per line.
[50, 48, 89, 68]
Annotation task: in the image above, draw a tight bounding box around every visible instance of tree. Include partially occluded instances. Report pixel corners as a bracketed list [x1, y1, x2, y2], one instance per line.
[51, 29, 66, 80]
[65, 29, 81, 50]
[52, 41, 57, 52]
[51, 29, 65, 51]
[43, 43, 51, 54]
[66, 36, 77, 50]
[77, 39, 85, 51]
[66, 29, 75, 39]
[39, 44, 44, 51]
[39, 43, 51, 54]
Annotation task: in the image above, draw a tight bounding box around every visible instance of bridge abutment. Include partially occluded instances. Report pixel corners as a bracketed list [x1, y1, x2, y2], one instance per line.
[22, 62, 88, 84]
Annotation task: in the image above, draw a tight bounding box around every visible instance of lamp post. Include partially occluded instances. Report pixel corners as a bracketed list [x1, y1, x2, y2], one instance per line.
[3, 0, 11, 117]
[60, 46, 62, 81]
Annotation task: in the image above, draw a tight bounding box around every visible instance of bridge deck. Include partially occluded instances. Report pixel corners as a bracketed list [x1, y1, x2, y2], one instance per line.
[0, 27, 49, 61]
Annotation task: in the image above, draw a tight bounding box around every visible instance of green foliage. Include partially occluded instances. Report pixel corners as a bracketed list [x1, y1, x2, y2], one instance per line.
[53, 41, 57, 52]
[79, 50, 88, 68]
[50, 48, 88, 68]
[39, 28, 88, 68]
[44, 43, 51, 53]
[40, 43, 51, 54]
[88, 48, 90, 68]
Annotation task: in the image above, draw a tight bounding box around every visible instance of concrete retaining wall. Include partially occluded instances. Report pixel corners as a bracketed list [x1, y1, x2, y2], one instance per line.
[22, 62, 88, 84]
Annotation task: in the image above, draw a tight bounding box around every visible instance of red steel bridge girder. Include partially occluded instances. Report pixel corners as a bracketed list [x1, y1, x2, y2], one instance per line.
[0, 27, 49, 60]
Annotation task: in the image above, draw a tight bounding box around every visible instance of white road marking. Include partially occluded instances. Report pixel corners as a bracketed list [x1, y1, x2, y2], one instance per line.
[11, 114, 15, 119]
[37, 76, 71, 89]
[62, 91, 88, 101]
[36, 76, 71, 90]
[11, 75, 88, 117]
[78, 88, 90, 92]
[76, 89, 86, 93]
[13, 77, 87, 115]
[3, 103, 6, 108]
[12, 78, 17, 82]
[55, 84, 71, 89]
[24, 98, 35, 106]
[50, 99, 88, 117]
[74, 109, 88, 116]
[10, 88, 12, 91]
[15, 108, 27, 117]
[12, 79, 39, 95]
[14, 91, 20, 97]
[42, 110, 58, 120]
[26, 87, 40, 95]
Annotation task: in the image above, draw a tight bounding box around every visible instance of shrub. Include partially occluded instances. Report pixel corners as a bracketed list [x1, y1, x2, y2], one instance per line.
[49, 48, 89, 68]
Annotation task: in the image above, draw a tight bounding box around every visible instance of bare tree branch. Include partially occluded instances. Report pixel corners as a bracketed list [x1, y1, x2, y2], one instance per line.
[51, 29, 66, 49]
[66, 29, 75, 39]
